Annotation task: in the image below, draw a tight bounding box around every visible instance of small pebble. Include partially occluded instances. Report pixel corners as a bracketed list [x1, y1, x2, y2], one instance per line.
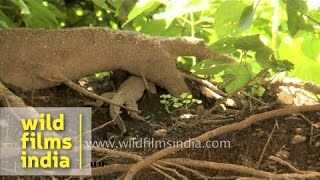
[294, 127, 304, 135]
[306, 160, 312, 165]
[315, 141, 320, 147]
[314, 122, 320, 129]
[179, 114, 196, 120]
[291, 135, 307, 144]
[275, 150, 290, 159]
[153, 129, 167, 138]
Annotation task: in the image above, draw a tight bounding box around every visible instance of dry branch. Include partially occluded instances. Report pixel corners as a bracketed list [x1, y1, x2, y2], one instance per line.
[123, 104, 320, 179]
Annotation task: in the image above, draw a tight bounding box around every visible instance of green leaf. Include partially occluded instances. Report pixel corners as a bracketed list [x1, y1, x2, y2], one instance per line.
[125, 0, 160, 26]
[11, 0, 30, 15]
[234, 34, 267, 51]
[92, 0, 111, 11]
[46, 2, 66, 19]
[172, 97, 179, 103]
[177, 56, 197, 70]
[95, 71, 110, 79]
[183, 99, 191, 104]
[278, 37, 320, 84]
[160, 94, 171, 99]
[160, 100, 168, 104]
[24, 0, 60, 29]
[214, 1, 246, 38]
[251, 86, 265, 97]
[180, 93, 189, 99]
[137, 18, 181, 36]
[153, 0, 210, 27]
[222, 64, 252, 94]
[286, 0, 314, 36]
[238, 4, 255, 30]
[0, 10, 15, 28]
[191, 59, 229, 76]
[209, 37, 238, 54]
[301, 39, 320, 61]
[173, 102, 183, 108]
[273, 59, 294, 72]
[234, 35, 277, 69]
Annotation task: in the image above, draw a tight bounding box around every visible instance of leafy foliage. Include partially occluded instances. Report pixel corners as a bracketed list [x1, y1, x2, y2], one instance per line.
[160, 93, 202, 112]
[0, 0, 319, 95]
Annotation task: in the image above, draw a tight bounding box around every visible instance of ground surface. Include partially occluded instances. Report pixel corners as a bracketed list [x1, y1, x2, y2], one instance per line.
[3, 76, 320, 180]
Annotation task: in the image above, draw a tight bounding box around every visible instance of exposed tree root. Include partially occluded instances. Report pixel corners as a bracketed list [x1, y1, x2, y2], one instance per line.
[123, 104, 320, 179]
[162, 158, 320, 179]
[92, 164, 132, 176]
[89, 147, 320, 179]
[150, 164, 177, 180]
[92, 147, 143, 161]
[158, 161, 209, 180]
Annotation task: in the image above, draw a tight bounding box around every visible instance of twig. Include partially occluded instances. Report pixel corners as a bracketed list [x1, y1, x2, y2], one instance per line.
[255, 121, 278, 169]
[298, 113, 315, 145]
[153, 163, 188, 180]
[91, 120, 115, 133]
[182, 72, 227, 97]
[92, 147, 143, 161]
[201, 99, 224, 118]
[159, 160, 208, 180]
[300, 11, 320, 25]
[123, 104, 320, 179]
[162, 158, 320, 179]
[268, 156, 309, 174]
[150, 165, 176, 180]
[303, 82, 320, 94]
[200, 86, 223, 100]
[200, 118, 235, 124]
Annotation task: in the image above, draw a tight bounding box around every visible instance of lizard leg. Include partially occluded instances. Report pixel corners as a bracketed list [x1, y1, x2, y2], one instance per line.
[125, 97, 150, 121]
[141, 74, 157, 94]
[109, 94, 127, 133]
